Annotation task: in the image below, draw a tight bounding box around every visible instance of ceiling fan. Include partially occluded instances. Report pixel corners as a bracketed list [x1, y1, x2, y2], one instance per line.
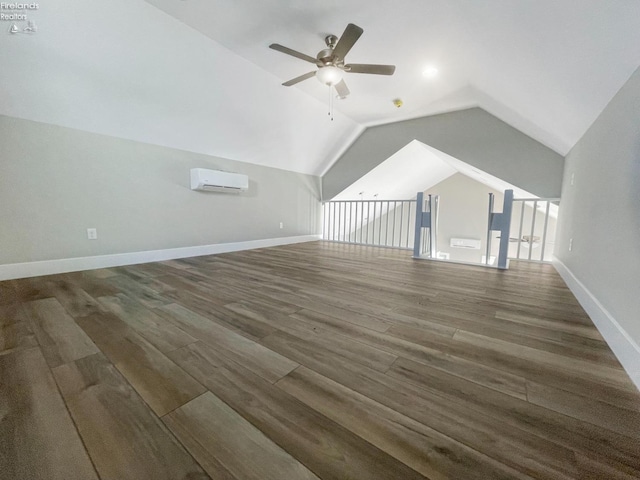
[269, 23, 396, 98]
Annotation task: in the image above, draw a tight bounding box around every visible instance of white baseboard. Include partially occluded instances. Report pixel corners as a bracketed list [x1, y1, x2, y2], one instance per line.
[553, 256, 640, 391]
[0, 235, 321, 281]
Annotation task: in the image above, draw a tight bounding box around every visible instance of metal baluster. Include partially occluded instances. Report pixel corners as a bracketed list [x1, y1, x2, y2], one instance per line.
[367, 201, 372, 244]
[371, 200, 378, 245]
[516, 201, 525, 259]
[349, 202, 353, 243]
[399, 202, 404, 248]
[540, 201, 551, 261]
[325, 202, 331, 240]
[326, 202, 330, 241]
[341, 202, 346, 242]
[378, 201, 384, 245]
[322, 203, 327, 240]
[362, 200, 369, 245]
[330, 202, 335, 241]
[343, 201, 348, 242]
[336, 202, 340, 242]
[392, 201, 397, 247]
[353, 202, 357, 243]
[406, 201, 412, 248]
[360, 201, 364, 243]
[528, 201, 538, 261]
[349, 203, 352, 243]
[362, 201, 367, 244]
[384, 202, 389, 246]
[336, 202, 341, 242]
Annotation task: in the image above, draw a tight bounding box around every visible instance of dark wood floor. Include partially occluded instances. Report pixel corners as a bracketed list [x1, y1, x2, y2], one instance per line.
[1, 241, 639, 480]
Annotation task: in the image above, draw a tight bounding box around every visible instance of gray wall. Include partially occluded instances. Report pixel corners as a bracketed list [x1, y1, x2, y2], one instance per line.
[555, 66, 640, 342]
[323, 107, 565, 200]
[0, 115, 321, 264]
[425, 173, 501, 264]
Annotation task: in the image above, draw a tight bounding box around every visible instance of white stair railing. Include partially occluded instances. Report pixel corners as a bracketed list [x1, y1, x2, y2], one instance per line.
[509, 198, 560, 262]
[322, 200, 415, 250]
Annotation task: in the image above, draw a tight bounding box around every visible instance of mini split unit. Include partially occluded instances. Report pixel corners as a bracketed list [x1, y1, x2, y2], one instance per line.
[450, 238, 481, 249]
[190, 168, 249, 193]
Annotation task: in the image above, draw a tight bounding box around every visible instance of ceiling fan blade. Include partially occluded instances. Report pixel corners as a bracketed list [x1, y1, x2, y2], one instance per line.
[269, 44, 319, 64]
[282, 71, 317, 86]
[334, 79, 350, 98]
[333, 23, 363, 60]
[345, 63, 396, 75]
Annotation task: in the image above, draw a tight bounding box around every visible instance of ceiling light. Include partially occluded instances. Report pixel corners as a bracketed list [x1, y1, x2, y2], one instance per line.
[422, 66, 439, 79]
[316, 66, 343, 86]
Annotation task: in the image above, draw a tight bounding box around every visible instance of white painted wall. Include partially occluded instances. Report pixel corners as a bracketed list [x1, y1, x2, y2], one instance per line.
[555, 66, 640, 389]
[0, 115, 321, 267]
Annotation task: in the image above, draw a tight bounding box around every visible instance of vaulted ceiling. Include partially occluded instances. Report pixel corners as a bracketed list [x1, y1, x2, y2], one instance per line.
[1, 0, 639, 176]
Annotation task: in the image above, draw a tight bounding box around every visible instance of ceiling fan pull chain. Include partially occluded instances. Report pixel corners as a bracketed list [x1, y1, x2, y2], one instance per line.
[331, 86, 336, 121]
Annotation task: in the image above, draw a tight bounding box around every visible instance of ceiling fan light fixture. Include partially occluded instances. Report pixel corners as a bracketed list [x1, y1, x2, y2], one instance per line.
[316, 65, 343, 86]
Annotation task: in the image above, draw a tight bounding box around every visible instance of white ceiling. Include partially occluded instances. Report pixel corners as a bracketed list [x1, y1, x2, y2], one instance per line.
[1, 1, 640, 176]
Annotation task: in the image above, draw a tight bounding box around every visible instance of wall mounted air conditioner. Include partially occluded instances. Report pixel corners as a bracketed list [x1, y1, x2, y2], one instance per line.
[190, 168, 249, 193]
[450, 237, 481, 249]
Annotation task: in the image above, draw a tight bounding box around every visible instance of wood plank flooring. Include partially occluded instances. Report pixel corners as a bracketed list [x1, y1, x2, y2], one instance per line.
[1, 241, 639, 480]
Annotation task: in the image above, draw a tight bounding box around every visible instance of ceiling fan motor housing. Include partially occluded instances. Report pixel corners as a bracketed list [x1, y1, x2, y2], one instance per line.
[269, 23, 395, 92]
[318, 49, 346, 68]
[317, 48, 336, 65]
[318, 35, 346, 66]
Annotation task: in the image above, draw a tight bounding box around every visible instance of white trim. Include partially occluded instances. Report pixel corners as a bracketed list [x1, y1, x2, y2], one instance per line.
[0, 235, 321, 281]
[553, 256, 640, 391]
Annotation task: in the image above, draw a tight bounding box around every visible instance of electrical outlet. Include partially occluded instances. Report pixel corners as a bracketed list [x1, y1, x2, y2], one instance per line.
[87, 228, 98, 240]
[568, 238, 573, 251]
[279, 222, 284, 229]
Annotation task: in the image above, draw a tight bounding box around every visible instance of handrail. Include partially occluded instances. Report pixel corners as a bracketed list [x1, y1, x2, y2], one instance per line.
[513, 197, 560, 202]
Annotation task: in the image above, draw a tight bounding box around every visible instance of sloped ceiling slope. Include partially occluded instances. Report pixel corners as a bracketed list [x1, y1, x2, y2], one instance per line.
[0, 0, 360, 175]
[1, 1, 639, 176]
[145, 0, 640, 157]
